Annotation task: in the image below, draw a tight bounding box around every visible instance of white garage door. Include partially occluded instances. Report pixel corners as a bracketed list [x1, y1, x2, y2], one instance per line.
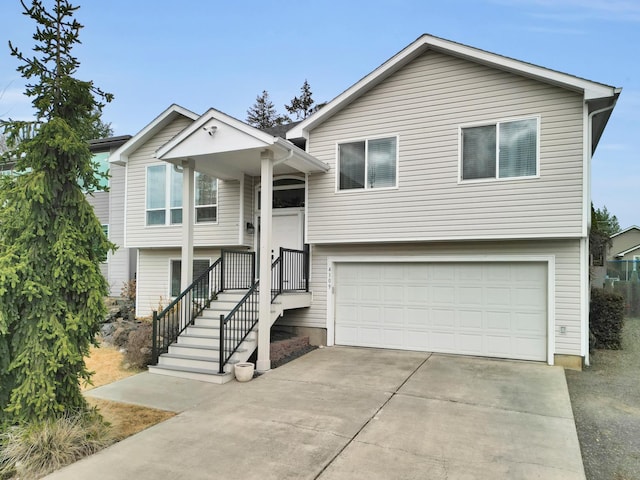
[334, 262, 547, 361]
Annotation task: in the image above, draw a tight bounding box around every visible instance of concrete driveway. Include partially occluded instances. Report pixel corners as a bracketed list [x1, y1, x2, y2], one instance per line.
[46, 348, 585, 480]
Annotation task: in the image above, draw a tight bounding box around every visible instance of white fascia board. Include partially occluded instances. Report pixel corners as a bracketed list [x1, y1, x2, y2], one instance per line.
[109, 104, 199, 165]
[273, 137, 329, 173]
[611, 225, 640, 238]
[616, 244, 640, 257]
[156, 107, 277, 160]
[287, 34, 619, 139]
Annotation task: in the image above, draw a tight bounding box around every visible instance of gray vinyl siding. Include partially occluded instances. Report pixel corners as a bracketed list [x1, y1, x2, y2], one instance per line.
[306, 50, 585, 243]
[280, 239, 583, 357]
[87, 192, 109, 224]
[125, 116, 242, 248]
[136, 247, 221, 317]
[107, 163, 133, 295]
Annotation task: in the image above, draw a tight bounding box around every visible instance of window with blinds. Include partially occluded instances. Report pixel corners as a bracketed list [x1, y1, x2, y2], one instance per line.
[338, 136, 397, 190]
[461, 118, 538, 181]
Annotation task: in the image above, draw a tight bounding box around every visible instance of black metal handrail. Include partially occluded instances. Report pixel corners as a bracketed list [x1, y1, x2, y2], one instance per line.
[218, 282, 260, 373]
[218, 246, 310, 372]
[151, 250, 255, 365]
[152, 257, 222, 364]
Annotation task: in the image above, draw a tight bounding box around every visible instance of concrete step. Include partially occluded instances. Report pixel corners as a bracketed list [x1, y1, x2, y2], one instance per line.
[159, 353, 223, 371]
[148, 365, 233, 384]
[178, 331, 256, 347]
[168, 342, 248, 357]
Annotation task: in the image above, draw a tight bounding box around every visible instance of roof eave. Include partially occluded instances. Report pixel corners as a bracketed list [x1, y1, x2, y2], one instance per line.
[287, 33, 620, 139]
[109, 104, 199, 164]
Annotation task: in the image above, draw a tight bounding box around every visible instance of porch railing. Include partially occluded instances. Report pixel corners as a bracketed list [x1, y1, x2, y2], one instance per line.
[151, 250, 255, 365]
[218, 246, 310, 372]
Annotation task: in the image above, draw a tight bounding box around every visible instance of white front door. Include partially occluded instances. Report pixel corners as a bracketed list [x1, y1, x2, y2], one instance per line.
[271, 209, 304, 257]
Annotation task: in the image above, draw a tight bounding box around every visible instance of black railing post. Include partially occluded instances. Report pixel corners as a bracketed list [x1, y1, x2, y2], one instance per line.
[152, 310, 158, 365]
[220, 251, 225, 292]
[304, 244, 310, 292]
[251, 251, 256, 285]
[219, 314, 225, 374]
[279, 247, 284, 295]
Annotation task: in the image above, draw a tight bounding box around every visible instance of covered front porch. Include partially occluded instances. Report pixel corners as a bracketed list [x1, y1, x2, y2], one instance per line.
[151, 108, 328, 377]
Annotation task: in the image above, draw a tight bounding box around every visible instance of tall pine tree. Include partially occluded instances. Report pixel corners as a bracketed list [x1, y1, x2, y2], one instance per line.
[0, 0, 114, 425]
[246, 90, 290, 129]
[285, 80, 317, 120]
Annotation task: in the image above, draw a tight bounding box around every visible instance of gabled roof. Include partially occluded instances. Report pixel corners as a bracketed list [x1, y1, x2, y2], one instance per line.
[156, 107, 328, 179]
[615, 244, 640, 258]
[109, 104, 199, 165]
[287, 33, 621, 145]
[611, 225, 640, 238]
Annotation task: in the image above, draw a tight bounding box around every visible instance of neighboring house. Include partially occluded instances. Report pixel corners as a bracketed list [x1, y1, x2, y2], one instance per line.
[607, 226, 640, 281]
[110, 34, 619, 381]
[87, 135, 136, 295]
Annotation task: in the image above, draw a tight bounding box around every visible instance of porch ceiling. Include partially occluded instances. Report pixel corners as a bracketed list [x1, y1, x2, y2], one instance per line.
[156, 108, 328, 180]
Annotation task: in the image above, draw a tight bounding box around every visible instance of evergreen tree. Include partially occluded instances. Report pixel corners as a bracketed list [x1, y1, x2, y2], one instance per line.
[246, 90, 290, 129]
[285, 80, 317, 120]
[0, 0, 114, 425]
[593, 205, 621, 237]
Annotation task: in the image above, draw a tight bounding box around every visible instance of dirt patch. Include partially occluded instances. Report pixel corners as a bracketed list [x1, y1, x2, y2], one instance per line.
[566, 317, 640, 480]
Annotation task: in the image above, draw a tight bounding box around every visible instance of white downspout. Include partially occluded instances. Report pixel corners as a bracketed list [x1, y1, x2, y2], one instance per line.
[583, 101, 617, 367]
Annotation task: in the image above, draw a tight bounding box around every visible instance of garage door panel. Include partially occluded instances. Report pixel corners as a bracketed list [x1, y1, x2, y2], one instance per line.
[458, 286, 483, 306]
[486, 287, 511, 307]
[515, 287, 545, 308]
[458, 333, 483, 353]
[432, 309, 456, 327]
[335, 262, 547, 361]
[515, 312, 547, 334]
[486, 311, 512, 330]
[458, 310, 483, 329]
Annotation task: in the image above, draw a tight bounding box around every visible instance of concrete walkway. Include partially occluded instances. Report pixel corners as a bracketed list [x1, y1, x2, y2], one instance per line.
[46, 348, 585, 480]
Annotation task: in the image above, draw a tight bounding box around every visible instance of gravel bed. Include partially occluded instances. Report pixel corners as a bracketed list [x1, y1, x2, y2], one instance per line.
[566, 317, 640, 480]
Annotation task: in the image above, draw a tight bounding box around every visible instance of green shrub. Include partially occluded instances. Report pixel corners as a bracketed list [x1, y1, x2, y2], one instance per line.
[0, 411, 114, 479]
[590, 288, 625, 349]
[124, 322, 153, 369]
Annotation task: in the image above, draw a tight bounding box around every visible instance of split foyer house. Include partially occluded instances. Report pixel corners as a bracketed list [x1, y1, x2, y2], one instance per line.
[109, 34, 619, 382]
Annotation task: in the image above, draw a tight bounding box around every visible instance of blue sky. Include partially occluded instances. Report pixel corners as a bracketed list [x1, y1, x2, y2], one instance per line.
[0, 0, 638, 227]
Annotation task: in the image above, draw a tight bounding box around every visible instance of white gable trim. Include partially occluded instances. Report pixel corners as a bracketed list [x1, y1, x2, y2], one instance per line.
[287, 34, 619, 140]
[611, 225, 640, 238]
[109, 104, 199, 165]
[615, 244, 640, 257]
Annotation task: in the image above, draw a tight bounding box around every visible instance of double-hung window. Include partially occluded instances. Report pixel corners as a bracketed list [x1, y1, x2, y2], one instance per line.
[461, 118, 538, 181]
[146, 165, 218, 225]
[338, 136, 397, 190]
[146, 165, 182, 225]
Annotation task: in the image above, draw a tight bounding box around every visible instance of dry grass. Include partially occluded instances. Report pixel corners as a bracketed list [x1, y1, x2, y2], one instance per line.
[83, 344, 140, 391]
[87, 398, 174, 440]
[83, 345, 175, 439]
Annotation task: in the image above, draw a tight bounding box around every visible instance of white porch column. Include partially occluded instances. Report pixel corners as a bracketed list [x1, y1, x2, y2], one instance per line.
[257, 150, 274, 373]
[180, 159, 195, 292]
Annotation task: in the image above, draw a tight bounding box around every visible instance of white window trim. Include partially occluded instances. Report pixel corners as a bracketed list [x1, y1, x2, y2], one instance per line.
[335, 134, 400, 193]
[168, 257, 212, 298]
[145, 164, 182, 227]
[458, 115, 541, 184]
[145, 165, 220, 227]
[194, 173, 219, 225]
